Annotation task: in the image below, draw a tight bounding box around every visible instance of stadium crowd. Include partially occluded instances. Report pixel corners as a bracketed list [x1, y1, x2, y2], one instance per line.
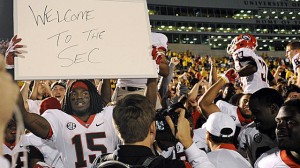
[1, 33, 300, 168]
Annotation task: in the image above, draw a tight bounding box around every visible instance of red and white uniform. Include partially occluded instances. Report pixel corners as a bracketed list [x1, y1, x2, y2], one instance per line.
[291, 53, 300, 73]
[27, 99, 42, 115]
[22, 133, 63, 168]
[161, 128, 208, 160]
[207, 144, 252, 168]
[43, 106, 120, 168]
[0, 156, 10, 168]
[3, 135, 40, 168]
[255, 148, 300, 168]
[232, 48, 269, 93]
[216, 100, 252, 127]
[238, 122, 277, 163]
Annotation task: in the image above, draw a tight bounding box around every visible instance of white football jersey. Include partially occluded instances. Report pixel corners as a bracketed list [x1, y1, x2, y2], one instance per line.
[21, 133, 63, 168]
[161, 127, 207, 160]
[42, 106, 120, 168]
[216, 100, 252, 127]
[207, 147, 252, 168]
[255, 148, 300, 168]
[232, 48, 269, 93]
[0, 156, 10, 168]
[116, 79, 147, 88]
[238, 122, 277, 164]
[27, 99, 42, 115]
[3, 135, 35, 168]
[291, 53, 300, 73]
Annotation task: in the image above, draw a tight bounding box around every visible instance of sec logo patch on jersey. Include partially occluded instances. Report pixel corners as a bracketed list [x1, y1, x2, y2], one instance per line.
[254, 133, 262, 143]
[66, 122, 76, 130]
[230, 115, 236, 121]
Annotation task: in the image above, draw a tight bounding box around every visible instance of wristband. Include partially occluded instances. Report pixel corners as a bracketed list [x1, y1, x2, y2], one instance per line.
[221, 75, 229, 83]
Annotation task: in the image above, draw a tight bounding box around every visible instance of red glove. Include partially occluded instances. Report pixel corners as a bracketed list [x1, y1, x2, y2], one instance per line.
[151, 46, 166, 64]
[221, 68, 238, 83]
[5, 35, 23, 69]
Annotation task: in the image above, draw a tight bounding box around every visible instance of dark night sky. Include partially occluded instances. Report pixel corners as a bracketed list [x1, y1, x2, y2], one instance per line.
[0, 0, 13, 39]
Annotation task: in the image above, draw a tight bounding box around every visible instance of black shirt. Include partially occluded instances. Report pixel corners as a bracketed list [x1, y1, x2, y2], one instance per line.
[116, 145, 188, 168]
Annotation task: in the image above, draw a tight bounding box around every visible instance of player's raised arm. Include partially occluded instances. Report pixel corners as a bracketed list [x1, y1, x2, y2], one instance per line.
[146, 78, 157, 108]
[99, 79, 112, 106]
[152, 32, 169, 77]
[6, 35, 52, 139]
[235, 56, 258, 77]
[18, 92, 51, 139]
[199, 68, 237, 118]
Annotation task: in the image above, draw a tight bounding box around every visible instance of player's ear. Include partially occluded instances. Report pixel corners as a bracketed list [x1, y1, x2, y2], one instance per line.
[205, 132, 211, 142]
[150, 121, 156, 134]
[270, 104, 279, 115]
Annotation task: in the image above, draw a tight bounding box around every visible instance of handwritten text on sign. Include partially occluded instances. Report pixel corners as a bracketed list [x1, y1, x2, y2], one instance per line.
[29, 6, 106, 67]
[14, 0, 156, 80]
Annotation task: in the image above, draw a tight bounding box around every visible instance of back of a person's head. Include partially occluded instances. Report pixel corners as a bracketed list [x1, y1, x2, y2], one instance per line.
[277, 78, 287, 85]
[40, 97, 61, 115]
[205, 113, 236, 144]
[113, 94, 155, 144]
[250, 88, 284, 108]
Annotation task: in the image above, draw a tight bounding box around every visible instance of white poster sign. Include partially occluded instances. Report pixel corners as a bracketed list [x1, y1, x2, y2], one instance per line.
[14, 0, 157, 80]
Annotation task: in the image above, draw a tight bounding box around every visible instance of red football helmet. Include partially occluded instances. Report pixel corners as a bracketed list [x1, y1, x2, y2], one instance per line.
[227, 34, 258, 55]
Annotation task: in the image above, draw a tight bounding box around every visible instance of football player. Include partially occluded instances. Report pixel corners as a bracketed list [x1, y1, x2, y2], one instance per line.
[227, 34, 273, 94]
[199, 68, 253, 127]
[286, 42, 300, 87]
[2, 118, 49, 168]
[18, 80, 120, 168]
[238, 88, 284, 165]
[254, 99, 300, 167]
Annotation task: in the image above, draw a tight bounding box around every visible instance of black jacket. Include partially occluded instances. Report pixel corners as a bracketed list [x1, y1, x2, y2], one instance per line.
[116, 145, 189, 168]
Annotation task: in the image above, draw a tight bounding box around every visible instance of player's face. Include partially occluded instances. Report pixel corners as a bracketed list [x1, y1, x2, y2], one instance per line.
[222, 86, 236, 100]
[70, 87, 90, 116]
[37, 81, 46, 95]
[51, 85, 66, 101]
[239, 94, 251, 116]
[5, 120, 17, 144]
[286, 46, 298, 61]
[275, 106, 300, 151]
[249, 98, 277, 133]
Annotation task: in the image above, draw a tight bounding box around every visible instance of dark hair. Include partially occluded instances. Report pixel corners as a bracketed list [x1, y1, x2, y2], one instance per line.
[277, 78, 287, 85]
[286, 42, 300, 50]
[229, 93, 244, 106]
[281, 99, 300, 114]
[61, 80, 104, 115]
[209, 132, 234, 144]
[222, 83, 236, 101]
[276, 83, 288, 98]
[285, 84, 300, 99]
[250, 88, 284, 108]
[113, 94, 155, 144]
